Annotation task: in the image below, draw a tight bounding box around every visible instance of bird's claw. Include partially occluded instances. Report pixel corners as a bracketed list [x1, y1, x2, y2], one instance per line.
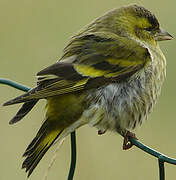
[98, 129, 106, 135]
[123, 131, 137, 150]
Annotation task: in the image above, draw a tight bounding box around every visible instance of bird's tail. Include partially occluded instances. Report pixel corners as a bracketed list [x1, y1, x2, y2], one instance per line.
[22, 120, 64, 177]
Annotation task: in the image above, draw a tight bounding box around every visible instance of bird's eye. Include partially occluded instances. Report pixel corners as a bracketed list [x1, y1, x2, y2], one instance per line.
[144, 27, 153, 31]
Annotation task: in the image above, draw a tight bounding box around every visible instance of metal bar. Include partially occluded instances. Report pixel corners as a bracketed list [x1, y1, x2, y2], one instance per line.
[129, 137, 176, 165]
[158, 159, 165, 180]
[0, 78, 30, 92]
[68, 131, 77, 180]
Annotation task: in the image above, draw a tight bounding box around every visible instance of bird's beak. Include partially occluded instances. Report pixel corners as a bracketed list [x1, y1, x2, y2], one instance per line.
[154, 28, 173, 41]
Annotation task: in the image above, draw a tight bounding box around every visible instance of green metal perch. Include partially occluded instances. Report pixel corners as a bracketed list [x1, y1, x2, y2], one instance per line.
[1, 78, 176, 180]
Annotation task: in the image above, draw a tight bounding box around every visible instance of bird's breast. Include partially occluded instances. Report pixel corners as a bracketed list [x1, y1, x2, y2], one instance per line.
[83, 48, 166, 132]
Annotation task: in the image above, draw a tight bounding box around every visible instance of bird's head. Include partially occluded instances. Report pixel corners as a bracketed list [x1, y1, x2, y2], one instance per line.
[118, 5, 173, 45]
[88, 5, 173, 46]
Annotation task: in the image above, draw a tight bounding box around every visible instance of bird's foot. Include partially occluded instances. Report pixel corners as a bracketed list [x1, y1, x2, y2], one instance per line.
[123, 131, 137, 150]
[98, 129, 106, 135]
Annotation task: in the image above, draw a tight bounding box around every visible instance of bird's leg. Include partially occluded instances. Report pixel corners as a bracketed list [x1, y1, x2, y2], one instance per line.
[123, 131, 137, 150]
[116, 126, 137, 150]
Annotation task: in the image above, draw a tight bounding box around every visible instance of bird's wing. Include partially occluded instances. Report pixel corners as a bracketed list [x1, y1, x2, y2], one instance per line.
[4, 32, 151, 105]
[62, 31, 150, 78]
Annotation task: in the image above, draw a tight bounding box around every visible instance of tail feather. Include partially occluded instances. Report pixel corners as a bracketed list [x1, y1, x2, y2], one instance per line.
[25, 144, 50, 177]
[22, 131, 46, 157]
[23, 143, 48, 172]
[22, 120, 64, 177]
[9, 100, 38, 124]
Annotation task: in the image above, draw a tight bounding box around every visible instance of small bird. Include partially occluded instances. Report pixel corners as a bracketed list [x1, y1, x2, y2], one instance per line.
[3, 4, 173, 177]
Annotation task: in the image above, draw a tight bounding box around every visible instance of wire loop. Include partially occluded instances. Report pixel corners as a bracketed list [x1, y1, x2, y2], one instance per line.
[1, 78, 176, 180]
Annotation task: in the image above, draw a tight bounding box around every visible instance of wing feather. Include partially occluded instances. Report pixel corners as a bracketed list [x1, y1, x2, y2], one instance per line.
[4, 32, 151, 105]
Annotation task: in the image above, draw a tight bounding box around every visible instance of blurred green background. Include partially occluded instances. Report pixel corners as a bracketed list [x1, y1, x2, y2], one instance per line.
[0, 0, 175, 179]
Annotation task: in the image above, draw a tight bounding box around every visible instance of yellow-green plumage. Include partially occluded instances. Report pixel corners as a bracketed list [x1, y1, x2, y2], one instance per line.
[46, 93, 87, 125]
[22, 93, 88, 177]
[3, 4, 173, 177]
[22, 123, 63, 177]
